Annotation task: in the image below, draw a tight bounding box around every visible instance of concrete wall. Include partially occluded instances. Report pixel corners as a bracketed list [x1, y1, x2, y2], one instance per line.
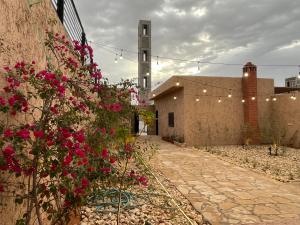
[152, 76, 275, 146]
[0, 0, 70, 224]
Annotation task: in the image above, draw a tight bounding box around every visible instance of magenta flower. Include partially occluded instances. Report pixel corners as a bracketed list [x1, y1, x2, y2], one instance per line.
[16, 129, 30, 140]
[3, 129, 13, 138]
[101, 148, 109, 159]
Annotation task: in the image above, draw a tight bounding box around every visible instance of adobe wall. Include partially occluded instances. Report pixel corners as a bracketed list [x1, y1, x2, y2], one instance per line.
[182, 76, 244, 146]
[0, 0, 70, 224]
[270, 92, 300, 148]
[182, 76, 274, 146]
[154, 88, 185, 140]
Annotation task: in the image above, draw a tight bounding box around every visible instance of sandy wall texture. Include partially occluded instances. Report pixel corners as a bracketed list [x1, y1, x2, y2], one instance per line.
[0, 0, 71, 224]
[151, 75, 299, 147]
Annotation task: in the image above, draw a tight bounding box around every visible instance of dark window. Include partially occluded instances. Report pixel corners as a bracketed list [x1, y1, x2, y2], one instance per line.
[287, 81, 290, 87]
[143, 25, 148, 35]
[168, 112, 174, 127]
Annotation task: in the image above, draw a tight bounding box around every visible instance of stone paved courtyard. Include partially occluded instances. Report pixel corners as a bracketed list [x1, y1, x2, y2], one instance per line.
[148, 136, 300, 225]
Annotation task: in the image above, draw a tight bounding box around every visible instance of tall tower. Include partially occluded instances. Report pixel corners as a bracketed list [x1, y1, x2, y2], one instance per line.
[138, 20, 151, 104]
[242, 62, 260, 144]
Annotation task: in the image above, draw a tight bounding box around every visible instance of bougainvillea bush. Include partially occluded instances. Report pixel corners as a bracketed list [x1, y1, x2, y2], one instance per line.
[0, 31, 151, 225]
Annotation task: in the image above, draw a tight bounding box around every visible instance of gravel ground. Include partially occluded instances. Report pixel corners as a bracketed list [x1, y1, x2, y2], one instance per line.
[196, 145, 300, 182]
[80, 171, 206, 225]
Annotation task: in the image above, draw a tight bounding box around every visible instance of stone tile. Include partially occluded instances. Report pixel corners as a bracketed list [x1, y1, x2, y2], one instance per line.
[254, 205, 279, 215]
[148, 137, 300, 225]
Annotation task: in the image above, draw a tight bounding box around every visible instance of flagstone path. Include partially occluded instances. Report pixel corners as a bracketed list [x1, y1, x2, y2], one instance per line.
[148, 136, 300, 225]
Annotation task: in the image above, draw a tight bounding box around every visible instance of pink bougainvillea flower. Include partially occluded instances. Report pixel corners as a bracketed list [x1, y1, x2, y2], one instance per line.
[108, 103, 122, 112]
[16, 129, 30, 140]
[110, 128, 116, 136]
[81, 177, 89, 188]
[100, 167, 111, 174]
[3, 129, 13, 138]
[63, 154, 73, 166]
[75, 148, 85, 158]
[8, 96, 17, 106]
[109, 156, 116, 164]
[2, 145, 15, 156]
[33, 130, 44, 138]
[124, 144, 133, 152]
[101, 148, 109, 159]
[73, 131, 85, 143]
[100, 128, 106, 135]
[138, 176, 148, 186]
[0, 97, 6, 106]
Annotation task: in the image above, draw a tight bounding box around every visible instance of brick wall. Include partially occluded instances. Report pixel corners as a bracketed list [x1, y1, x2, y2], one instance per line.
[242, 62, 260, 144]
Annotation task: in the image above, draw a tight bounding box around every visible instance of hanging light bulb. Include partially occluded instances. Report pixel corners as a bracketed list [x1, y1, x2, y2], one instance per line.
[290, 93, 296, 100]
[196, 98, 200, 102]
[228, 90, 232, 98]
[244, 72, 249, 77]
[173, 96, 177, 100]
[146, 72, 150, 76]
[114, 54, 118, 63]
[251, 96, 256, 101]
[241, 99, 245, 103]
[265, 98, 270, 102]
[176, 82, 180, 86]
[119, 49, 123, 60]
[218, 97, 222, 103]
[203, 89, 207, 93]
[272, 97, 277, 101]
[152, 94, 156, 97]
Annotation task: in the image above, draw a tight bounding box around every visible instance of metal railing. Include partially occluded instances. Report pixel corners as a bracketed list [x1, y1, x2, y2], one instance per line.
[51, 0, 87, 46]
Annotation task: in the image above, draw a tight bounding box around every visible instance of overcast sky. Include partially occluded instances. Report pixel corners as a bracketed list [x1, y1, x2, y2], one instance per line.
[74, 0, 300, 87]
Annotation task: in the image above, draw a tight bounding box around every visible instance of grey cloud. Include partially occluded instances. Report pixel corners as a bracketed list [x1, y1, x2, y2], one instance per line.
[74, 0, 300, 85]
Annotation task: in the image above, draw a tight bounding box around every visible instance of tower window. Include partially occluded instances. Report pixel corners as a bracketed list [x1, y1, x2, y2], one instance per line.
[143, 50, 148, 62]
[143, 77, 148, 88]
[143, 25, 148, 35]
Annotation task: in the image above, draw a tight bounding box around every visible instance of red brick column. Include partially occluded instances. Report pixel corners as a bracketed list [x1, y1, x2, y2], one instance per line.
[242, 62, 260, 144]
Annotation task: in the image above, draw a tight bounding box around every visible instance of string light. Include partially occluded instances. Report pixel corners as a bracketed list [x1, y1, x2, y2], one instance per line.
[266, 98, 270, 102]
[218, 97, 222, 103]
[173, 96, 177, 100]
[241, 99, 245, 103]
[244, 72, 249, 77]
[203, 88, 207, 93]
[119, 49, 123, 59]
[152, 94, 156, 97]
[146, 72, 150, 76]
[176, 82, 180, 86]
[290, 93, 296, 100]
[228, 89, 232, 98]
[272, 97, 277, 101]
[251, 96, 256, 101]
[93, 41, 299, 68]
[196, 98, 200, 102]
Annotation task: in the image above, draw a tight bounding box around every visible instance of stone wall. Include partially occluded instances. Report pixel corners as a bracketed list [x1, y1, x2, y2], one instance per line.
[0, 0, 70, 224]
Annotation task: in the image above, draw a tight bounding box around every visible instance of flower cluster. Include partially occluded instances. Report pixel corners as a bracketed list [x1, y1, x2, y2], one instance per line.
[0, 30, 149, 224]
